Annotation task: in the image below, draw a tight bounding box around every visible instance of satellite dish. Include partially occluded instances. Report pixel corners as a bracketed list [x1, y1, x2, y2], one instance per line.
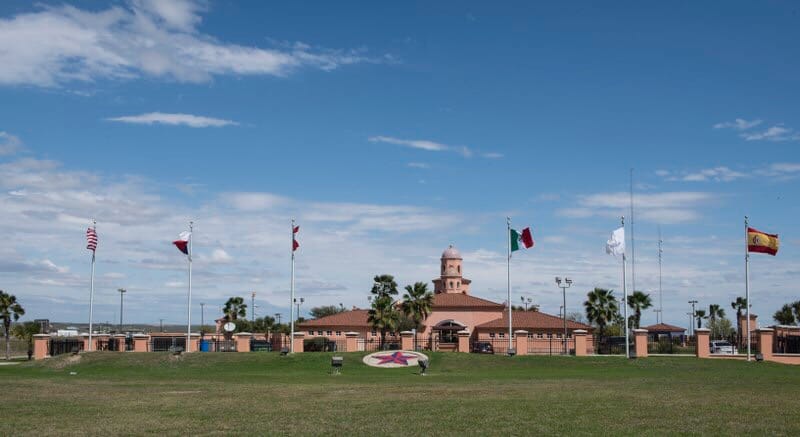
[223, 322, 235, 332]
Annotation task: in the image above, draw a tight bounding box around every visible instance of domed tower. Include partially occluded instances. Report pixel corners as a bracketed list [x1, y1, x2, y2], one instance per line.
[433, 245, 471, 294]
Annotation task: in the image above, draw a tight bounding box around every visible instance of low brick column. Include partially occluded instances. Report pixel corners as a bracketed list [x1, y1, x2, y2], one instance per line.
[346, 332, 361, 352]
[82, 334, 91, 352]
[186, 334, 201, 353]
[633, 329, 648, 358]
[514, 330, 528, 356]
[234, 333, 252, 352]
[458, 330, 471, 353]
[696, 328, 710, 358]
[33, 334, 50, 360]
[400, 331, 414, 351]
[132, 335, 150, 352]
[292, 333, 305, 353]
[573, 330, 587, 356]
[757, 328, 774, 360]
[94, 334, 110, 351]
[114, 334, 127, 352]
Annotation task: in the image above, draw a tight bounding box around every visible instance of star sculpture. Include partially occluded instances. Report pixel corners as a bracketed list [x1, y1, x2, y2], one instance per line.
[374, 351, 418, 366]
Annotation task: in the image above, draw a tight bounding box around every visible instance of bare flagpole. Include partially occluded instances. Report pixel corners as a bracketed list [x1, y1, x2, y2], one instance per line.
[745, 216, 751, 362]
[658, 226, 663, 324]
[630, 168, 636, 295]
[290, 218, 296, 353]
[187, 221, 193, 351]
[622, 215, 629, 359]
[88, 219, 96, 352]
[507, 216, 513, 353]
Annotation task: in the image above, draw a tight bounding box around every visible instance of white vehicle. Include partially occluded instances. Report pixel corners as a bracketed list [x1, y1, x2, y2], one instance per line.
[710, 340, 735, 355]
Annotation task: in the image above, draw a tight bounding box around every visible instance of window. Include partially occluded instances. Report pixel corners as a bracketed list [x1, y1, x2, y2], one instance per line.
[335, 331, 341, 336]
[547, 333, 552, 339]
[457, 281, 460, 287]
[527, 333, 534, 339]
[458, 265, 460, 273]
[326, 331, 332, 336]
[499, 333, 505, 338]
[556, 333, 562, 339]
[489, 333, 495, 338]
[449, 281, 453, 288]
[371, 331, 377, 337]
[537, 333, 544, 339]
[308, 331, 313, 335]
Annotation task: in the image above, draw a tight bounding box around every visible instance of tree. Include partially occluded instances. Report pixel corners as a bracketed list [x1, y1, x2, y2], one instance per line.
[708, 304, 725, 337]
[371, 274, 399, 299]
[774, 304, 796, 325]
[695, 309, 707, 329]
[626, 291, 653, 329]
[792, 301, 800, 325]
[401, 282, 433, 330]
[584, 288, 619, 337]
[708, 317, 734, 340]
[566, 312, 586, 324]
[223, 297, 247, 321]
[1, 291, 25, 360]
[11, 321, 40, 360]
[252, 316, 276, 335]
[731, 297, 748, 319]
[309, 305, 345, 319]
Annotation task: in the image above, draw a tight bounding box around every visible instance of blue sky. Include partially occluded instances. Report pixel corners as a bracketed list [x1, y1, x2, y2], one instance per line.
[1, 0, 798, 329]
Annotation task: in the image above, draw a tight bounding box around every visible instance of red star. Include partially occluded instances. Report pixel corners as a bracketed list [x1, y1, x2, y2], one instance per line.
[374, 351, 417, 365]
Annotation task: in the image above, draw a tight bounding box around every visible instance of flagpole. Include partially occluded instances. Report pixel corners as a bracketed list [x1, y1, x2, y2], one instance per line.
[290, 218, 296, 353]
[507, 217, 512, 353]
[630, 168, 636, 296]
[88, 219, 96, 352]
[622, 215, 629, 359]
[745, 216, 751, 362]
[187, 221, 193, 352]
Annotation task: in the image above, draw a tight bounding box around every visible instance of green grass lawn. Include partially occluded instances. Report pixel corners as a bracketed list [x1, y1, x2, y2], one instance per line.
[2, 352, 798, 436]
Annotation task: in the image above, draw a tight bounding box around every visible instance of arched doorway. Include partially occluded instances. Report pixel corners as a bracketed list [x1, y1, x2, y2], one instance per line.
[434, 320, 466, 344]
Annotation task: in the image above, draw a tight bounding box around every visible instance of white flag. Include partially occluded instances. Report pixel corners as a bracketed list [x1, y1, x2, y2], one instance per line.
[606, 227, 625, 256]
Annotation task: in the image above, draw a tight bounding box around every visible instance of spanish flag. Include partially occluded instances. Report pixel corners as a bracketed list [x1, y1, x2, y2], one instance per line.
[748, 227, 779, 256]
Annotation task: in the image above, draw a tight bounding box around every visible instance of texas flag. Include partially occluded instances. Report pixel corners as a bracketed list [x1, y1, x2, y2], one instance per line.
[293, 225, 300, 252]
[173, 231, 192, 255]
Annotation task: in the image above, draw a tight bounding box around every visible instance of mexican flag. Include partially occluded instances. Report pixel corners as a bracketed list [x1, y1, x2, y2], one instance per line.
[510, 227, 534, 252]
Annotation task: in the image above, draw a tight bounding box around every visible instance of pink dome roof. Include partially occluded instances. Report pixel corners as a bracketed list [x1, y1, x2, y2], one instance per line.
[441, 245, 462, 259]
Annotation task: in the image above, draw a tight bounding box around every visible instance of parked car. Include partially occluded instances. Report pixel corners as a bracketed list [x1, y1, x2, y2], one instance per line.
[472, 342, 494, 354]
[710, 340, 735, 355]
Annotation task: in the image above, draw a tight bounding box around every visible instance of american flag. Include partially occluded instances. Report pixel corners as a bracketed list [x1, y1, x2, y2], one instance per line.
[86, 227, 98, 252]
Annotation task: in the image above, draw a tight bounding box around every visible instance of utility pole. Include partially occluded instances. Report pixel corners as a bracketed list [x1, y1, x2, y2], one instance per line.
[251, 291, 256, 323]
[658, 226, 663, 324]
[555, 277, 573, 355]
[118, 288, 126, 332]
[159, 319, 164, 332]
[200, 303, 205, 332]
[688, 300, 698, 336]
[275, 313, 282, 325]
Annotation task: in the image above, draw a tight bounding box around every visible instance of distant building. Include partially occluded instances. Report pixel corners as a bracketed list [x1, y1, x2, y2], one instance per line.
[299, 245, 592, 349]
[34, 318, 50, 333]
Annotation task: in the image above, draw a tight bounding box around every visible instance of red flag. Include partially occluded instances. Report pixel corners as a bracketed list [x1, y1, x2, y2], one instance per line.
[293, 225, 300, 252]
[173, 231, 191, 255]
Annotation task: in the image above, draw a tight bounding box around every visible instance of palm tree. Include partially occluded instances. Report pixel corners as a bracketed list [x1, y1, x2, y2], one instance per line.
[371, 274, 399, 299]
[1, 290, 25, 360]
[11, 321, 40, 360]
[707, 304, 725, 338]
[223, 297, 247, 321]
[626, 291, 653, 329]
[731, 297, 748, 319]
[584, 288, 619, 337]
[695, 309, 707, 330]
[401, 282, 433, 331]
[774, 304, 796, 326]
[368, 294, 400, 348]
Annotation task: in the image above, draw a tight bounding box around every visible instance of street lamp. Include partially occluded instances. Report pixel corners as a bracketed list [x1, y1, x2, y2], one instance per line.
[117, 288, 126, 332]
[275, 313, 282, 325]
[555, 277, 573, 355]
[293, 297, 304, 322]
[520, 296, 532, 311]
[688, 300, 698, 336]
[200, 302, 205, 333]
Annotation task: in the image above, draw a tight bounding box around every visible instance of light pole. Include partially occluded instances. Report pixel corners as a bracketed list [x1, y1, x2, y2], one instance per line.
[275, 313, 282, 326]
[520, 296, 532, 311]
[555, 277, 572, 355]
[159, 319, 164, 332]
[293, 297, 304, 322]
[688, 300, 698, 336]
[117, 288, 126, 332]
[251, 292, 256, 323]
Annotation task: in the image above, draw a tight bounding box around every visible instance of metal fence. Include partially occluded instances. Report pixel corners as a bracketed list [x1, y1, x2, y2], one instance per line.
[48, 338, 84, 356]
[593, 336, 629, 355]
[271, 336, 291, 352]
[198, 339, 236, 352]
[647, 336, 696, 354]
[250, 339, 272, 352]
[358, 338, 401, 352]
[773, 334, 800, 354]
[149, 337, 186, 352]
[412, 335, 439, 351]
[527, 336, 572, 355]
[1, 339, 29, 358]
[303, 338, 345, 352]
[472, 338, 512, 355]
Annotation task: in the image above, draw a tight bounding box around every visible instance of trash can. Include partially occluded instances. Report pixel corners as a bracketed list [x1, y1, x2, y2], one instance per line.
[200, 339, 210, 352]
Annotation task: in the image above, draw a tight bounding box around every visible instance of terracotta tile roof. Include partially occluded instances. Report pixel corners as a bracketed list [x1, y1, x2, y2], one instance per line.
[475, 310, 593, 331]
[642, 323, 686, 333]
[297, 310, 369, 328]
[432, 293, 504, 308]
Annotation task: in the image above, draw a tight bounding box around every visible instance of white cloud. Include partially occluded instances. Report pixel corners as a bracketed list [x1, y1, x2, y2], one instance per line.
[558, 191, 716, 224]
[0, 131, 22, 155]
[210, 248, 232, 263]
[482, 152, 504, 159]
[368, 135, 473, 158]
[407, 162, 429, 169]
[107, 112, 238, 128]
[680, 167, 747, 182]
[713, 118, 762, 130]
[0, 1, 388, 87]
[740, 125, 800, 142]
[225, 192, 287, 211]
